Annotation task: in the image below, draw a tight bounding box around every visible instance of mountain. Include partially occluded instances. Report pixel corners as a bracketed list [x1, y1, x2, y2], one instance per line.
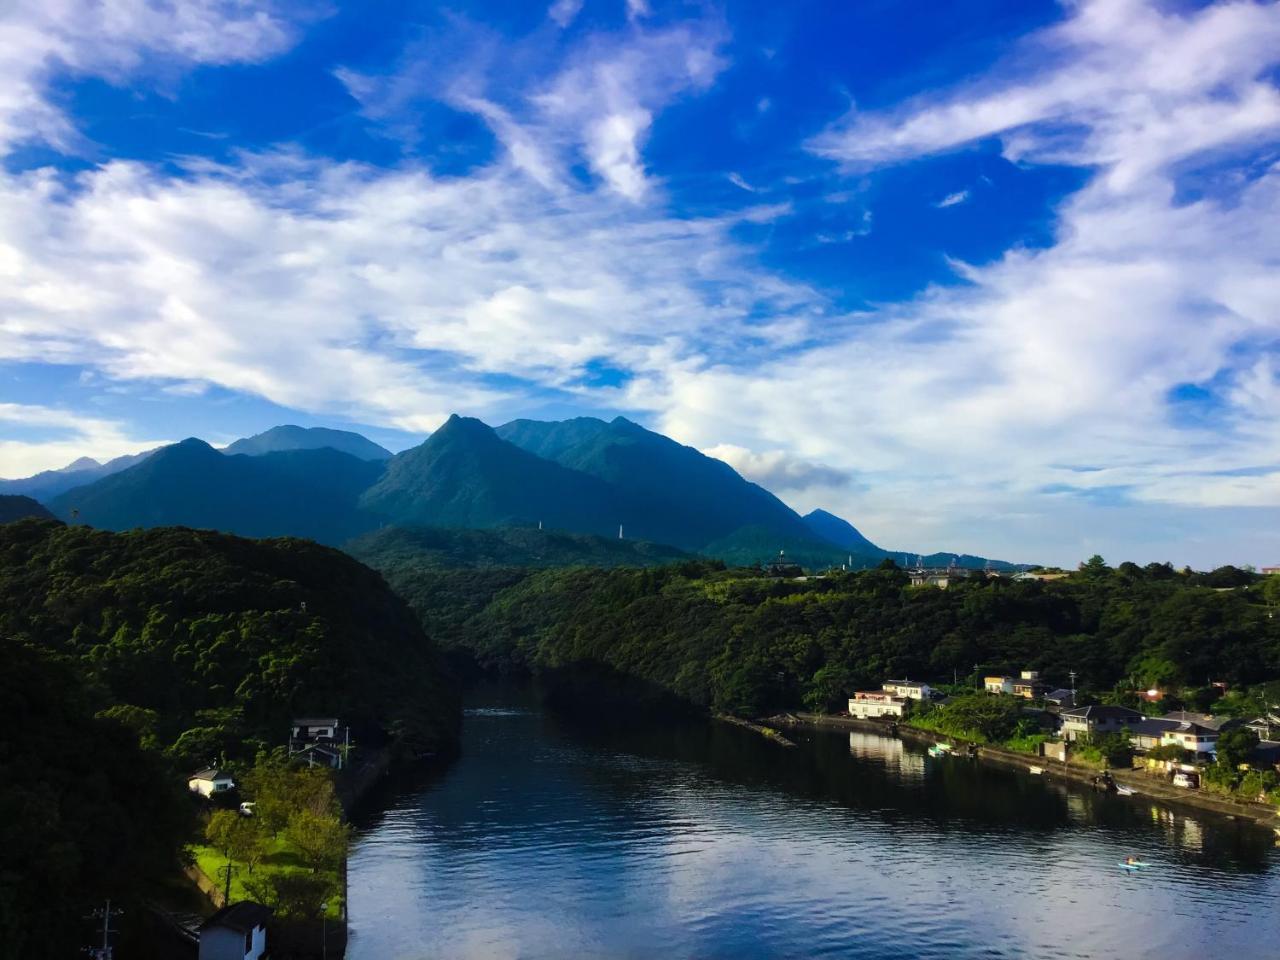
[0, 448, 160, 501]
[494, 416, 613, 461]
[802, 509, 885, 556]
[498, 415, 831, 556]
[224, 424, 392, 460]
[348, 524, 693, 570]
[49, 439, 383, 544]
[0, 495, 55, 523]
[360, 415, 619, 534]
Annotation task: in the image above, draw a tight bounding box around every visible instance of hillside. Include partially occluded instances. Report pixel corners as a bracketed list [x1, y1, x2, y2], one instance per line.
[49, 439, 383, 545]
[349, 524, 694, 570]
[802, 508, 884, 556]
[500, 415, 833, 556]
[402, 560, 1279, 718]
[224, 423, 392, 460]
[360, 415, 619, 534]
[0, 494, 54, 522]
[0, 519, 460, 759]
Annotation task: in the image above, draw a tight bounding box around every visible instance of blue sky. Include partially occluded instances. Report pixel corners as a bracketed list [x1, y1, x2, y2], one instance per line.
[0, 0, 1278, 568]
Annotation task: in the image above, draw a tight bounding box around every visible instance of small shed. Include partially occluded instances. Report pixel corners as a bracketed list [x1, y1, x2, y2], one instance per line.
[198, 902, 271, 960]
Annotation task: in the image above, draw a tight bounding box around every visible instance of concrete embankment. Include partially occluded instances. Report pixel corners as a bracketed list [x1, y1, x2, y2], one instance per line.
[715, 713, 797, 747]
[773, 712, 1280, 830]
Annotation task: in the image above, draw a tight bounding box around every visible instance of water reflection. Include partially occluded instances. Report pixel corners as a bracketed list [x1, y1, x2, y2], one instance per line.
[348, 684, 1278, 960]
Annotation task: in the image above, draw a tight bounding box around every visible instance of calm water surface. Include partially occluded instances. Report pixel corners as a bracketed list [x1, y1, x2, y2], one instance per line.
[348, 685, 1278, 959]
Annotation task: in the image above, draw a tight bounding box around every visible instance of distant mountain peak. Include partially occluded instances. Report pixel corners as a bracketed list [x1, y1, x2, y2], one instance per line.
[62, 456, 102, 473]
[802, 508, 883, 555]
[223, 424, 392, 461]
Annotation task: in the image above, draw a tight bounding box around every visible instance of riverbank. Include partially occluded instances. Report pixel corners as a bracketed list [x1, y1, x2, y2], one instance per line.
[773, 712, 1280, 829]
[714, 713, 797, 747]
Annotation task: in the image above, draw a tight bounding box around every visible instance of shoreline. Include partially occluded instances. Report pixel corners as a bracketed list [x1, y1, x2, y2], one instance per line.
[772, 712, 1280, 830]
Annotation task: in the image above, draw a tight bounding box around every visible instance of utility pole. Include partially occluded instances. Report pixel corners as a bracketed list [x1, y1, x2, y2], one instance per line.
[85, 899, 122, 959]
[1069, 670, 1078, 700]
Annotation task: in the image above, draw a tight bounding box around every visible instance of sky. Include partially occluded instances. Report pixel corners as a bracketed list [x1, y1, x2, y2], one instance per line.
[0, 0, 1277, 568]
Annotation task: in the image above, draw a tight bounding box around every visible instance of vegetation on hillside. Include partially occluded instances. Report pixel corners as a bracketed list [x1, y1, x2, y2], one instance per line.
[378, 555, 1280, 719]
[0, 519, 459, 763]
[0, 636, 191, 956]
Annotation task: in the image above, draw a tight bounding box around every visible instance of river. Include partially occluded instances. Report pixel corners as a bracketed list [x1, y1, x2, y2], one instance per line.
[347, 684, 1278, 959]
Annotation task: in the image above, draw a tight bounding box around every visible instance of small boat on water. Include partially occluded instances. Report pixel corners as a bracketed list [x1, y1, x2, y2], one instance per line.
[1028, 766, 1044, 775]
[928, 743, 954, 758]
[1118, 860, 1149, 870]
[1116, 785, 1135, 797]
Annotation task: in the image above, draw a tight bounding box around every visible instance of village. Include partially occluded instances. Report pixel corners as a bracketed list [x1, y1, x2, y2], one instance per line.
[844, 671, 1280, 805]
[165, 716, 359, 960]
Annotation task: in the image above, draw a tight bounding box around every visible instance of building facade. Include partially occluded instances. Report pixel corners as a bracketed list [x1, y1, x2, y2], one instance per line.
[848, 692, 908, 719]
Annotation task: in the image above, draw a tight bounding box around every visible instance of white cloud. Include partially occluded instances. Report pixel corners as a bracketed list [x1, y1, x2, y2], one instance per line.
[548, 0, 584, 28]
[0, 403, 169, 476]
[702, 444, 849, 493]
[935, 190, 969, 208]
[0, 0, 302, 153]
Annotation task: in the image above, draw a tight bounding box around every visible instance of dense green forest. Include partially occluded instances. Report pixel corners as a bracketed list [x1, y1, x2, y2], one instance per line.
[369, 554, 1280, 717]
[0, 519, 459, 761]
[0, 636, 192, 956]
[0, 519, 461, 949]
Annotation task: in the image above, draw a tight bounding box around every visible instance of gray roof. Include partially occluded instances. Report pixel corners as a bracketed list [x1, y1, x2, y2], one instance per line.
[1128, 718, 1181, 737]
[1060, 704, 1142, 721]
[293, 716, 340, 726]
[1045, 688, 1074, 701]
[190, 768, 231, 781]
[1160, 711, 1240, 732]
[200, 901, 272, 934]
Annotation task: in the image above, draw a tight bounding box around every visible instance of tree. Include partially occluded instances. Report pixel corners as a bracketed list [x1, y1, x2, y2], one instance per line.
[204, 809, 241, 860]
[243, 871, 336, 921]
[1079, 555, 1110, 579]
[286, 809, 350, 874]
[804, 663, 853, 713]
[1216, 727, 1259, 769]
[227, 818, 268, 875]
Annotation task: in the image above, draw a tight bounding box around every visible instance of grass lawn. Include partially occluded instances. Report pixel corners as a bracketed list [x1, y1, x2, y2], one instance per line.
[190, 836, 342, 918]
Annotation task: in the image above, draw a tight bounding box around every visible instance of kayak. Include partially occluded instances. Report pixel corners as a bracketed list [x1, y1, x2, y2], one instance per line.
[1118, 861, 1149, 870]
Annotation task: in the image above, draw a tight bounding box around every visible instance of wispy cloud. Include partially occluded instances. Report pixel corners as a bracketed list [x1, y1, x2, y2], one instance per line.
[935, 190, 969, 208]
[0, 403, 169, 477]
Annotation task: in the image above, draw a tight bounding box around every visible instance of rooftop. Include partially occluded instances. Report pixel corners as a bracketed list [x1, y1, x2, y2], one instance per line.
[190, 768, 230, 781]
[200, 901, 272, 934]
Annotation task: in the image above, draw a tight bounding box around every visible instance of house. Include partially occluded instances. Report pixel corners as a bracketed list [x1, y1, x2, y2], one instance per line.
[1044, 689, 1075, 709]
[984, 676, 1015, 695]
[188, 768, 235, 797]
[848, 692, 908, 720]
[1058, 705, 1143, 742]
[881, 679, 934, 700]
[1261, 566, 1280, 575]
[198, 902, 270, 960]
[1128, 717, 1182, 752]
[1161, 722, 1219, 758]
[909, 568, 961, 588]
[1012, 671, 1049, 699]
[289, 716, 348, 770]
[1245, 712, 1280, 740]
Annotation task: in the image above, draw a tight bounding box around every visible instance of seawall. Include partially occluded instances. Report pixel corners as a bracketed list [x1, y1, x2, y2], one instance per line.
[774, 712, 1280, 830]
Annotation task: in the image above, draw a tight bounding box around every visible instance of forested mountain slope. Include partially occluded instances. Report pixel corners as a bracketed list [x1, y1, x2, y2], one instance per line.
[391, 559, 1280, 717]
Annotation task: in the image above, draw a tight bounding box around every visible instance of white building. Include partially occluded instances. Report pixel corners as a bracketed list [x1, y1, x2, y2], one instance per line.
[188, 768, 235, 797]
[198, 902, 270, 960]
[984, 676, 1014, 695]
[848, 692, 908, 719]
[881, 679, 934, 700]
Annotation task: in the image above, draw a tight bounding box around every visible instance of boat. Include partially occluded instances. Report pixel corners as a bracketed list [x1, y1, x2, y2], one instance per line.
[1118, 860, 1149, 870]
[1029, 766, 1044, 775]
[1116, 785, 1135, 797]
[928, 743, 954, 758]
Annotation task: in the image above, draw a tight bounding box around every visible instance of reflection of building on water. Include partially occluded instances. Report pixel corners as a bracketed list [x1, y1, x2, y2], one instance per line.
[1065, 791, 1089, 822]
[1147, 805, 1204, 852]
[848, 732, 926, 777]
